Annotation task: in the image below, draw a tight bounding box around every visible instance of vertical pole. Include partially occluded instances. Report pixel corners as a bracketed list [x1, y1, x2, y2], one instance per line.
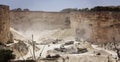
[32, 34, 36, 60]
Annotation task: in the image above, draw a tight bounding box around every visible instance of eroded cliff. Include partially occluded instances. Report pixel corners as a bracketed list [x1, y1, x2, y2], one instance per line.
[70, 11, 120, 43]
[10, 11, 120, 44]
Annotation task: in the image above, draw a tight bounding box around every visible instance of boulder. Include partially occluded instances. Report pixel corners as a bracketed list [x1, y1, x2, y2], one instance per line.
[64, 41, 74, 45]
[10, 41, 28, 58]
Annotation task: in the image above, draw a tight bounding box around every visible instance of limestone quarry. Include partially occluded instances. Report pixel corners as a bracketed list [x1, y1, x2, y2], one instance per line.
[0, 5, 120, 62]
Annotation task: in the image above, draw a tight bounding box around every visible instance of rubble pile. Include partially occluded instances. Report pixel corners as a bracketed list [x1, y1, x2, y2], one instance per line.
[6, 27, 119, 62]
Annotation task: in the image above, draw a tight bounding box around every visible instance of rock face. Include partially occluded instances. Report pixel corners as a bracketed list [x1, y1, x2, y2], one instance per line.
[10, 11, 120, 44]
[0, 5, 10, 44]
[70, 12, 120, 44]
[10, 11, 70, 32]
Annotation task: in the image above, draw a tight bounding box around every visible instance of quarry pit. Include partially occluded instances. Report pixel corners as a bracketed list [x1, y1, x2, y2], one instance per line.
[0, 5, 120, 62]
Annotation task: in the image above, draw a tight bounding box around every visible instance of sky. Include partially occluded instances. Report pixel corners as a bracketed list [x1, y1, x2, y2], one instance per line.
[0, 0, 120, 11]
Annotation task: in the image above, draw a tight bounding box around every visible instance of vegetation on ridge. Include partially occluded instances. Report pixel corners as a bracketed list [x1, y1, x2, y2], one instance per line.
[61, 6, 120, 12]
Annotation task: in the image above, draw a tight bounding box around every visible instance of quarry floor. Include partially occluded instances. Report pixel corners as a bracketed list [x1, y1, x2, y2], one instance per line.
[9, 28, 119, 62]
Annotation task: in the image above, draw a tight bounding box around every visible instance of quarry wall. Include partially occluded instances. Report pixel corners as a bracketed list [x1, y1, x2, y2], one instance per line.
[10, 11, 70, 32]
[0, 5, 10, 44]
[10, 11, 120, 43]
[70, 11, 120, 43]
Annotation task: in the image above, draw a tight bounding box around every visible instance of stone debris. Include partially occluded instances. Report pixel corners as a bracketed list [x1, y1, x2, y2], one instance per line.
[46, 54, 60, 59]
[5, 27, 119, 62]
[10, 41, 28, 59]
[40, 39, 63, 45]
[64, 41, 74, 45]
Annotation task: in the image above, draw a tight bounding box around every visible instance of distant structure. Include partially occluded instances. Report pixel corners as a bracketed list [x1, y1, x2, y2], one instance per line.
[0, 5, 10, 44]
